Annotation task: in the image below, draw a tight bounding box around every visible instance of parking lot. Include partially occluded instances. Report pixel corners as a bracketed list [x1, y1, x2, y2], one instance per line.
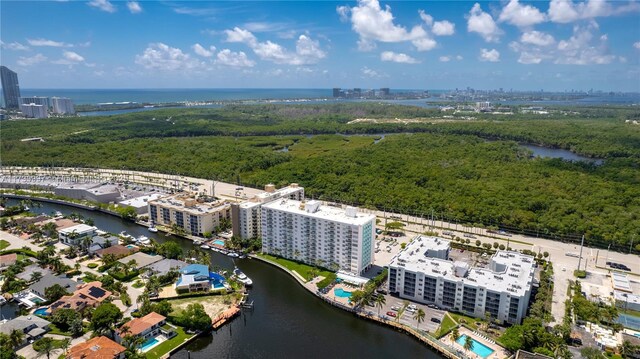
[363, 292, 446, 333]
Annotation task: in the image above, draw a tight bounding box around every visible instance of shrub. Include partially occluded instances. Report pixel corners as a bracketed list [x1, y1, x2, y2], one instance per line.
[574, 270, 587, 279]
[316, 273, 337, 289]
[87, 263, 98, 269]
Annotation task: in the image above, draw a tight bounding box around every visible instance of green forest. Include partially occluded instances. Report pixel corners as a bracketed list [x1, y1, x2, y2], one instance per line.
[1, 103, 639, 251]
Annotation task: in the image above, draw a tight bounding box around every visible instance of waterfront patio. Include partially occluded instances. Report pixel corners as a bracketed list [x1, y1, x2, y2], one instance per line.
[440, 326, 508, 359]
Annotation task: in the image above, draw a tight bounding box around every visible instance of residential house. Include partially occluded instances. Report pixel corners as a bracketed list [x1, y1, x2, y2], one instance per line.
[95, 244, 138, 259]
[175, 264, 211, 293]
[48, 281, 111, 314]
[0, 315, 50, 346]
[59, 224, 97, 246]
[0, 253, 17, 270]
[145, 259, 187, 276]
[115, 312, 174, 344]
[117, 252, 163, 270]
[67, 336, 126, 359]
[29, 274, 78, 298]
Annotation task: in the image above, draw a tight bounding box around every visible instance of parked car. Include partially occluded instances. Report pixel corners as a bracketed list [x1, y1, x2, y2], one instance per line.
[430, 317, 441, 323]
[408, 304, 418, 310]
[391, 306, 400, 311]
[387, 311, 397, 317]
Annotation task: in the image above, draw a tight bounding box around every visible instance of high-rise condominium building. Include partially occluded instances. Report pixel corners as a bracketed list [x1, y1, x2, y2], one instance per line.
[51, 97, 75, 114]
[261, 199, 375, 275]
[20, 103, 47, 119]
[148, 194, 230, 236]
[20, 96, 49, 108]
[388, 235, 535, 324]
[1, 66, 21, 109]
[231, 183, 304, 240]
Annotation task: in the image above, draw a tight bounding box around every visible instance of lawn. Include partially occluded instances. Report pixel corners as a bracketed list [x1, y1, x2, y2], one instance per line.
[448, 312, 481, 331]
[434, 313, 457, 338]
[145, 326, 193, 359]
[0, 240, 10, 250]
[256, 253, 333, 281]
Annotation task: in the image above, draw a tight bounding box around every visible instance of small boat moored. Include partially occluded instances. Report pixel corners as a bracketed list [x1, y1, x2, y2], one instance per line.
[148, 226, 158, 233]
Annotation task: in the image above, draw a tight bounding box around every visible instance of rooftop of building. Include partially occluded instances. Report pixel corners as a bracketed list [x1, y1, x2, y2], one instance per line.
[146, 258, 188, 274]
[59, 223, 97, 235]
[49, 281, 112, 312]
[118, 252, 163, 269]
[118, 193, 163, 208]
[29, 274, 78, 296]
[95, 244, 138, 258]
[0, 315, 50, 335]
[118, 312, 165, 336]
[67, 336, 126, 359]
[149, 194, 229, 215]
[261, 199, 375, 226]
[390, 235, 535, 296]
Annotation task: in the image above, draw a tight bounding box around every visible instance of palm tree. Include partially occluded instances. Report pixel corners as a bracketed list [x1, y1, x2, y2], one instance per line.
[30, 271, 43, 283]
[450, 327, 460, 343]
[396, 300, 409, 322]
[60, 338, 71, 355]
[81, 236, 94, 253]
[413, 309, 426, 330]
[33, 337, 56, 359]
[8, 329, 24, 349]
[463, 335, 474, 354]
[375, 295, 386, 317]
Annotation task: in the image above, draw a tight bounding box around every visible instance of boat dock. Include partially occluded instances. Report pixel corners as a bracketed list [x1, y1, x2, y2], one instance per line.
[211, 306, 241, 330]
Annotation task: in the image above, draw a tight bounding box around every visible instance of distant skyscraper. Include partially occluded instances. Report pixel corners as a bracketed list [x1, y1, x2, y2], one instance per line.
[51, 97, 75, 114]
[332, 88, 341, 97]
[1, 66, 21, 109]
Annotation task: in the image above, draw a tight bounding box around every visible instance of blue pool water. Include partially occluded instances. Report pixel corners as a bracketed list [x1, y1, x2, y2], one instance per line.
[126, 245, 136, 249]
[140, 337, 159, 352]
[334, 288, 352, 298]
[213, 239, 225, 246]
[34, 308, 49, 316]
[456, 335, 494, 358]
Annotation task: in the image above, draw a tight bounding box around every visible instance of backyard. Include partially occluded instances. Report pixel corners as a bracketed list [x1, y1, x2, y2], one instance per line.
[144, 326, 193, 359]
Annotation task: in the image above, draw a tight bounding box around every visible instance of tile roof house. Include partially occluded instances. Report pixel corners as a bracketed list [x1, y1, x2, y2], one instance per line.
[175, 263, 211, 293]
[67, 336, 126, 359]
[0, 253, 18, 269]
[48, 281, 111, 314]
[115, 312, 175, 344]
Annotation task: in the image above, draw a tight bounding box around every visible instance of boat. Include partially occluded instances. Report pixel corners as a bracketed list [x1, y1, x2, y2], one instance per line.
[148, 226, 158, 233]
[54, 211, 63, 217]
[136, 235, 150, 245]
[227, 252, 239, 258]
[200, 245, 210, 250]
[119, 231, 133, 240]
[233, 267, 253, 286]
[193, 239, 203, 245]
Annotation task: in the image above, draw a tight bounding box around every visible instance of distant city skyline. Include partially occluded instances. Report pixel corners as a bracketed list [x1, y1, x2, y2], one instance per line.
[1, 1, 639, 91]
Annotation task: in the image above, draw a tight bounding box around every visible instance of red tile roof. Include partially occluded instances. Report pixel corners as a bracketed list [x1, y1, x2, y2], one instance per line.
[119, 312, 166, 336]
[67, 336, 125, 359]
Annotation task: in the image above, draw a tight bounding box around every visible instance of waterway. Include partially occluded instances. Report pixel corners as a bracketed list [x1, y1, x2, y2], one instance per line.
[4, 199, 441, 358]
[522, 144, 604, 165]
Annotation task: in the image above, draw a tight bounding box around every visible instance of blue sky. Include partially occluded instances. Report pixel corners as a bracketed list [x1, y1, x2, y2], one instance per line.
[1, 0, 639, 91]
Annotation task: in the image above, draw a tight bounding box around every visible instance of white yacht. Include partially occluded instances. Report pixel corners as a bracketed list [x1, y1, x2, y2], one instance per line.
[148, 225, 158, 233]
[233, 267, 253, 286]
[136, 235, 150, 245]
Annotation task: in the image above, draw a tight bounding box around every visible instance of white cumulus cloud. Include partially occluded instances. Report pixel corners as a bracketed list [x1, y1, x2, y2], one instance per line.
[17, 54, 47, 66]
[634, 42, 640, 49]
[135, 43, 203, 71]
[88, 0, 116, 13]
[216, 49, 255, 67]
[439, 56, 451, 62]
[479, 48, 500, 62]
[380, 51, 420, 64]
[340, 0, 436, 52]
[521, 31, 555, 46]
[361, 66, 387, 78]
[192, 43, 215, 57]
[51, 51, 86, 65]
[548, 0, 640, 23]
[498, 0, 546, 28]
[432, 20, 455, 36]
[127, 1, 142, 14]
[225, 27, 326, 65]
[467, 3, 502, 43]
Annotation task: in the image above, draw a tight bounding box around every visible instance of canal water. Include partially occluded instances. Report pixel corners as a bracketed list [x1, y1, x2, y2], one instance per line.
[6, 199, 441, 358]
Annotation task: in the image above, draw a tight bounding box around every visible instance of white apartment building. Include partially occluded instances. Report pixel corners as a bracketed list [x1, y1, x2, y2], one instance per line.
[51, 97, 75, 114]
[261, 199, 375, 275]
[59, 224, 98, 246]
[388, 236, 535, 324]
[20, 103, 47, 118]
[148, 194, 230, 236]
[231, 183, 304, 240]
[20, 96, 49, 108]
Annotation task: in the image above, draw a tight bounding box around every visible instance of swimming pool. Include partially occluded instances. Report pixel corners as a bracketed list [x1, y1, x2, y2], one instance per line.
[617, 313, 640, 331]
[139, 337, 159, 352]
[213, 239, 225, 246]
[334, 288, 352, 298]
[126, 245, 136, 249]
[456, 335, 494, 358]
[34, 307, 49, 316]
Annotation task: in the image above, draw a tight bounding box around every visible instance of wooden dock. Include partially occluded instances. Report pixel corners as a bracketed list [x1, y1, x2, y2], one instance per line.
[211, 306, 241, 330]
